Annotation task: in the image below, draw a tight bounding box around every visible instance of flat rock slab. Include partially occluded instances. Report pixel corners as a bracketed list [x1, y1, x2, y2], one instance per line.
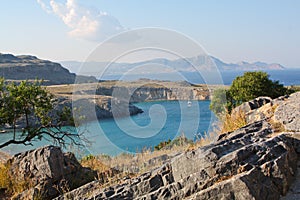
[274, 92, 300, 132]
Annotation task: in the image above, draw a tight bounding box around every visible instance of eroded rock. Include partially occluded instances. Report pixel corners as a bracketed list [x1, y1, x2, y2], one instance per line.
[56, 120, 299, 200]
[274, 92, 300, 132]
[7, 146, 97, 200]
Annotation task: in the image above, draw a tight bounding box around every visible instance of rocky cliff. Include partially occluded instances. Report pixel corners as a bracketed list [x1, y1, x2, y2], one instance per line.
[95, 80, 216, 102]
[53, 92, 300, 200]
[0, 53, 97, 85]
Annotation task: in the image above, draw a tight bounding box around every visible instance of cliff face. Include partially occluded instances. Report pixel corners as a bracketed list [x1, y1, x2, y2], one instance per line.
[95, 81, 215, 102]
[0, 53, 97, 85]
[53, 92, 300, 200]
[98, 86, 210, 102]
[70, 95, 143, 123]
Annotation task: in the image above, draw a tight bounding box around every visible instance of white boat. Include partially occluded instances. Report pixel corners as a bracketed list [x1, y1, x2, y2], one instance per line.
[187, 101, 192, 107]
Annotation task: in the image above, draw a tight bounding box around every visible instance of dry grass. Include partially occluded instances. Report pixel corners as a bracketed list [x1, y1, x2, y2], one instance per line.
[0, 163, 34, 198]
[81, 155, 110, 172]
[0, 163, 10, 190]
[187, 132, 216, 151]
[269, 119, 285, 133]
[79, 134, 218, 188]
[215, 174, 234, 184]
[219, 109, 247, 134]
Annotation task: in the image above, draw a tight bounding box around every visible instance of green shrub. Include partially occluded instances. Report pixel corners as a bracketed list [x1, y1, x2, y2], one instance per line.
[210, 71, 291, 116]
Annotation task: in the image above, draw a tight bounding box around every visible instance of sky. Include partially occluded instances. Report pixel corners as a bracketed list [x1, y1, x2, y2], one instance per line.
[0, 0, 300, 67]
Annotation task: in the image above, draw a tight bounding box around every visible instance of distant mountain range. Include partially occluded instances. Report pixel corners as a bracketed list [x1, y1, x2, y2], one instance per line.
[0, 53, 286, 85]
[61, 55, 285, 77]
[0, 53, 97, 85]
[210, 56, 285, 71]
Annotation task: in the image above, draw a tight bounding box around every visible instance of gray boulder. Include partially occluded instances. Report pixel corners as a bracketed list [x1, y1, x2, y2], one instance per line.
[235, 96, 272, 113]
[7, 146, 97, 200]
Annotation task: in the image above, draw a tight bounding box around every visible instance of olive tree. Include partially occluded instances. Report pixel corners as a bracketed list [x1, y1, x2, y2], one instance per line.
[229, 71, 287, 107]
[0, 78, 79, 149]
[210, 71, 291, 116]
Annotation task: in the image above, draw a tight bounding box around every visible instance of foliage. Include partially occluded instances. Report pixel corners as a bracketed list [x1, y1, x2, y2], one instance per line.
[0, 78, 79, 149]
[210, 71, 291, 117]
[154, 139, 171, 150]
[229, 71, 288, 107]
[287, 85, 300, 93]
[154, 135, 193, 151]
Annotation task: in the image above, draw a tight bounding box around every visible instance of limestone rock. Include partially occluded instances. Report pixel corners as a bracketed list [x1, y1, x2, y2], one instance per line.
[274, 92, 300, 132]
[8, 146, 97, 200]
[233, 93, 300, 131]
[235, 96, 272, 113]
[233, 96, 273, 123]
[56, 121, 299, 200]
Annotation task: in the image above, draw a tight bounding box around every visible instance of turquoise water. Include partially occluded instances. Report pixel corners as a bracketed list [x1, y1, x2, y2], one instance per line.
[0, 100, 215, 156]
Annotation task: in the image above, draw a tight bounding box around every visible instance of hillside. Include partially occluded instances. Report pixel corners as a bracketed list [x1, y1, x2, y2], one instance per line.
[0, 53, 97, 85]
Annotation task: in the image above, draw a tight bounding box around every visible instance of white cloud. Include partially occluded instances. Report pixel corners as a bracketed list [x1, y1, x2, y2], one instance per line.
[37, 0, 125, 42]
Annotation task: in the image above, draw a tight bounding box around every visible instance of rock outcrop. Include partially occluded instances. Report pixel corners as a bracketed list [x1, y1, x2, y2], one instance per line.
[71, 95, 143, 123]
[109, 86, 210, 102]
[95, 81, 213, 102]
[274, 92, 300, 132]
[7, 146, 97, 200]
[55, 93, 300, 199]
[233, 92, 300, 132]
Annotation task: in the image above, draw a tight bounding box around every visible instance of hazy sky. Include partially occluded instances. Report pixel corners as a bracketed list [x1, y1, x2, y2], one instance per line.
[1, 0, 300, 67]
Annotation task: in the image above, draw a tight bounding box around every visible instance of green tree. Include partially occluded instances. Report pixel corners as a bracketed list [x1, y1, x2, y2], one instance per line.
[229, 71, 288, 107]
[0, 78, 78, 149]
[210, 71, 291, 116]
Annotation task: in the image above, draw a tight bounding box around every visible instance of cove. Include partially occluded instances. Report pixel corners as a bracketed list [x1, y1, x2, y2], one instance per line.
[0, 100, 216, 156]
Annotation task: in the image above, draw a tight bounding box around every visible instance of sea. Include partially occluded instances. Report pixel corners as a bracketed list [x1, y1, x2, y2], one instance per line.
[0, 101, 215, 156]
[1, 69, 299, 156]
[101, 69, 300, 86]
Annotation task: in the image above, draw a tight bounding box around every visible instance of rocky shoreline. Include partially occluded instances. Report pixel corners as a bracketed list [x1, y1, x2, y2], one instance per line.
[0, 92, 299, 199]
